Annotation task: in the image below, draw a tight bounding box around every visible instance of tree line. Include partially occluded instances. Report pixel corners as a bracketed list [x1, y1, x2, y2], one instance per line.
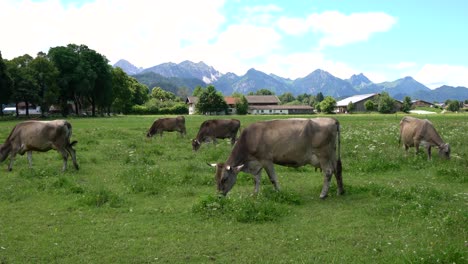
[0, 45, 149, 117]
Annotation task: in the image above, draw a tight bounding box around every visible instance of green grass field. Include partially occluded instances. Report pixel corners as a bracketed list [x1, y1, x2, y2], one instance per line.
[0, 114, 466, 263]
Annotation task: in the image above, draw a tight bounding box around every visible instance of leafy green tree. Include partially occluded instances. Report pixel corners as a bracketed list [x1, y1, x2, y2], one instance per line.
[319, 96, 336, 114]
[151, 87, 176, 101]
[347, 101, 355, 113]
[279, 92, 295, 104]
[447, 100, 460, 112]
[314, 102, 321, 112]
[296, 93, 311, 105]
[76, 45, 113, 116]
[129, 78, 149, 105]
[192, 85, 205, 96]
[402, 96, 412, 113]
[254, 88, 274, 95]
[0, 52, 13, 116]
[196, 85, 227, 114]
[111, 67, 134, 114]
[235, 95, 248, 115]
[364, 100, 375, 112]
[30, 52, 60, 117]
[6, 54, 40, 117]
[48, 45, 82, 116]
[377, 92, 395, 113]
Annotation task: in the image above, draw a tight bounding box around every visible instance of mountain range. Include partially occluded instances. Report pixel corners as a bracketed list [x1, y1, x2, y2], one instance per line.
[113, 59, 468, 102]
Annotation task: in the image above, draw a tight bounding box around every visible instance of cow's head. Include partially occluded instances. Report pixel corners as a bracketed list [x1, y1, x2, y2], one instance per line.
[192, 139, 201, 151]
[438, 143, 450, 159]
[0, 143, 10, 162]
[208, 162, 244, 196]
[146, 125, 156, 138]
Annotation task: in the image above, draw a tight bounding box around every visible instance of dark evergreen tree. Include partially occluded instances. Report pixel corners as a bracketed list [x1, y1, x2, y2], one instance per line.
[196, 85, 227, 114]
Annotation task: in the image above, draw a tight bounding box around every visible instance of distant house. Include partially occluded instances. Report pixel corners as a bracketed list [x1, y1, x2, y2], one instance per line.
[336, 93, 379, 113]
[186, 95, 310, 115]
[186, 96, 239, 115]
[249, 105, 314, 115]
[185, 96, 198, 115]
[224, 96, 239, 115]
[3, 102, 41, 115]
[411, 99, 433, 108]
[245, 95, 280, 107]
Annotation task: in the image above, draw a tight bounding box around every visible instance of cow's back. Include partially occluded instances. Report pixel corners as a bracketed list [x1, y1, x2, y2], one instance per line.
[400, 117, 428, 145]
[10, 120, 70, 151]
[237, 118, 338, 166]
[200, 119, 240, 138]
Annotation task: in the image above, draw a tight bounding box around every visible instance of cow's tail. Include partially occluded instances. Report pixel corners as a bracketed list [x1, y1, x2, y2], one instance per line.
[336, 120, 342, 179]
[64, 121, 77, 147]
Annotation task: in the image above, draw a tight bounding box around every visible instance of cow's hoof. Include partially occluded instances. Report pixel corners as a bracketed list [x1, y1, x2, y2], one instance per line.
[319, 194, 328, 200]
[337, 190, 345, 195]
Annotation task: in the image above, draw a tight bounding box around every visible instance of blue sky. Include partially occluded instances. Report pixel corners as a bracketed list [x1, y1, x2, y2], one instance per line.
[1, 0, 467, 88]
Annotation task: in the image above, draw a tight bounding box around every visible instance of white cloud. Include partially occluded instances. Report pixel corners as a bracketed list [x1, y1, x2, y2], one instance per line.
[306, 11, 397, 48]
[0, 0, 226, 68]
[415, 64, 468, 89]
[276, 17, 309, 36]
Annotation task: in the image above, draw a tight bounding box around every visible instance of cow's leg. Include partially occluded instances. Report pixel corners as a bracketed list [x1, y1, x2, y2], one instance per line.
[230, 136, 236, 146]
[8, 151, 17, 171]
[335, 160, 344, 195]
[58, 149, 69, 171]
[404, 144, 409, 155]
[248, 162, 263, 194]
[413, 138, 420, 155]
[66, 146, 79, 170]
[27, 151, 33, 168]
[263, 162, 280, 191]
[320, 161, 333, 199]
[427, 146, 432, 160]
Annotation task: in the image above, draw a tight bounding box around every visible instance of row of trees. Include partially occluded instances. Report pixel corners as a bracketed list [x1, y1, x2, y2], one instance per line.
[0, 45, 149, 117]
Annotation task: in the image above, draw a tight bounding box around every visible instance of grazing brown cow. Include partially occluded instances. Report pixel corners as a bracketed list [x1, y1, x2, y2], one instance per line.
[0, 120, 79, 171]
[209, 118, 343, 199]
[146, 116, 186, 138]
[399, 116, 450, 160]
[192, 119, 241, 151]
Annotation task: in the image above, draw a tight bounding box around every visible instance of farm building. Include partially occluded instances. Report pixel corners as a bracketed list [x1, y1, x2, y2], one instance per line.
[185, 96, 199, 115]
[411, 99, 433, 107]
[224, 96, 239, 114]
[244, 95, 280, 106]
[186, 95, 312, 115]
[336, 93, 379, 113]
[186, 96, 239, 115]
[249, 105, 314, 115]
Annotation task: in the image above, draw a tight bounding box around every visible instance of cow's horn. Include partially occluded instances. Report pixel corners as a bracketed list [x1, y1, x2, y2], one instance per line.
[206, 162, 217, 167]
[226, 165, 231, 170]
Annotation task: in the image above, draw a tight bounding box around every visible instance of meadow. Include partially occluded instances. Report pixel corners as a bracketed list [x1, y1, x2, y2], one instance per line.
[0, 113, 466, 263]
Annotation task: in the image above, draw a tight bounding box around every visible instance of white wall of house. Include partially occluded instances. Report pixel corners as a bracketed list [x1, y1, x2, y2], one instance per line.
[188, 104, 196, 115]
[250, 109, 289, 115]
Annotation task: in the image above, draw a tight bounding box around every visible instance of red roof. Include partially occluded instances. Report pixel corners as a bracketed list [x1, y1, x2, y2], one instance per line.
[224, 96, 238, 105]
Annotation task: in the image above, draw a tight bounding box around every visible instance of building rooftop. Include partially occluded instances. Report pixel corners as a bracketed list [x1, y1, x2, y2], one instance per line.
[336, 93, 378, 107]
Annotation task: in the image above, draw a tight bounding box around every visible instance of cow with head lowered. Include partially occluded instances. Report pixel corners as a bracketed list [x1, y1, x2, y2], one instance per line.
[146, 116, 186, 138]
[192, 119, 240, 151]
[209, 118, 343, 199]
[0, 120, 79, 171]
[399, 116, 450, 160]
